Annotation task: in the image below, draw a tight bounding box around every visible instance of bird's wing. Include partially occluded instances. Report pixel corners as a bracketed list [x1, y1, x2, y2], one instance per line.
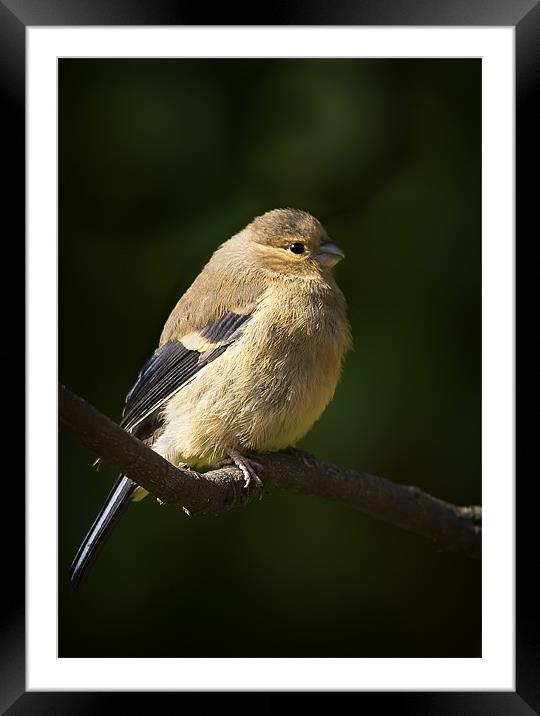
[120, 310, 252, 435]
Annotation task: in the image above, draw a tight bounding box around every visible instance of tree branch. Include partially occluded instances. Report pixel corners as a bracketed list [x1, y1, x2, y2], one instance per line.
[59, 384, 481, 560]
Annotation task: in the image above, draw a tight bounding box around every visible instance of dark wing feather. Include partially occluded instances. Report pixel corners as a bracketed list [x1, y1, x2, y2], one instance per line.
[199, 311, 251, 342]
[120, 311, 251, 435]
[73, 309, 253, 587]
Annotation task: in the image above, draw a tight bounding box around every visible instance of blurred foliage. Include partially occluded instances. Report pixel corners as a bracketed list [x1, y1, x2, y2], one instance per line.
[59, 59, 481, 657]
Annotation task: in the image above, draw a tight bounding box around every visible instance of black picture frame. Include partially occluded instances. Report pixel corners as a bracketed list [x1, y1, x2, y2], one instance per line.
[8, 0, 531, 711]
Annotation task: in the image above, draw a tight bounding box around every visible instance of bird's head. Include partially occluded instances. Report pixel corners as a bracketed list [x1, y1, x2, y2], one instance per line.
[243, 208, 345, 278]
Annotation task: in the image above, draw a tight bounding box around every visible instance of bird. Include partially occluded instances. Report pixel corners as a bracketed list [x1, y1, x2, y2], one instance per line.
[69, 208, 351, 589]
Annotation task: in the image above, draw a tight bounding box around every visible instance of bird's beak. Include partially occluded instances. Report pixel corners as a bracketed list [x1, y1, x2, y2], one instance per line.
[316, 242, 346, 268]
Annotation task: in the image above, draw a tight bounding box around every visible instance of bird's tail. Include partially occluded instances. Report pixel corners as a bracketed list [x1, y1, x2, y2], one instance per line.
[69, 475, 137, 590]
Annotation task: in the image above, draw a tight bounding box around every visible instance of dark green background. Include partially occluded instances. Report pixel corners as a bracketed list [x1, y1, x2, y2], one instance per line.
[59, 59, 481, 657]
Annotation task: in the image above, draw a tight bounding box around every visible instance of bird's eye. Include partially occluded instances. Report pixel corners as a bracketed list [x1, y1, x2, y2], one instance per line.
[289, 242, 305, 255]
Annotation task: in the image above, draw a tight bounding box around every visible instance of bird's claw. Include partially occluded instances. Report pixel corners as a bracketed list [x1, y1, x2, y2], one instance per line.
[223, 449, 264, 499]
[177, 462, 199, 476]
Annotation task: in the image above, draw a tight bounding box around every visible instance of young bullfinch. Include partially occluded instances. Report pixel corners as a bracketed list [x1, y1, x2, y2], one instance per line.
[69, 208, 351, 588]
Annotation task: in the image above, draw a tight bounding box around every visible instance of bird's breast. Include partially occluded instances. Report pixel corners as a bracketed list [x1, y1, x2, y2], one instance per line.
[154, 281, 350, 466]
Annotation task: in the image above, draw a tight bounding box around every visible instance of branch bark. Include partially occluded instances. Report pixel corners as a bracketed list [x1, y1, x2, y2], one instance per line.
[59, 384, 481, 560]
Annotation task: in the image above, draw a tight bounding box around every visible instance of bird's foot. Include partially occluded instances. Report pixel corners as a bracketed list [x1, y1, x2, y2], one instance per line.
[283, 446, 317, 468]
[219, 449, 264, 498]
[177, 462, 199, 477]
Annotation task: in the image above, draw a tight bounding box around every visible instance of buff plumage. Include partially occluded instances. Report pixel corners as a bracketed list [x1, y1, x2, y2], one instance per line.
[69, 209, 351, 588]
